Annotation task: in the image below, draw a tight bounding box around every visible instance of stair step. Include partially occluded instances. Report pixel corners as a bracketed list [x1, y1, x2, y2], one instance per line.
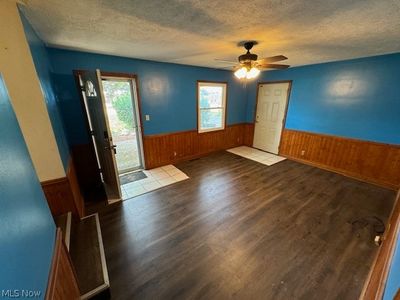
[69, 213, 110, 299]
[54, 212, 71, 250]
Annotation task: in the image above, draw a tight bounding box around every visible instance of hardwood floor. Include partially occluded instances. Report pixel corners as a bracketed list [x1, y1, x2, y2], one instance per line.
[97, 151, 395, 300]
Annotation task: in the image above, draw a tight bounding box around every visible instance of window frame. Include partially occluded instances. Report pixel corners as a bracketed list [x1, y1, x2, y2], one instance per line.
[197, 81, 228, 133]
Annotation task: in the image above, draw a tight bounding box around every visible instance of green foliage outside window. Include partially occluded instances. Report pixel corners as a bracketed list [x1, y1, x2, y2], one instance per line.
[102, 80, 134, 131]
[112, 94, 134, 130]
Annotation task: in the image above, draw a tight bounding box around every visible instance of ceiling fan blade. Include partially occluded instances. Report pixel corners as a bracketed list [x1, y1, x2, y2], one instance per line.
[219, 66, 239, 70]
[214, 58, 238, 64]
[258, 63, 290, 70]
[256, 55, 288, 64]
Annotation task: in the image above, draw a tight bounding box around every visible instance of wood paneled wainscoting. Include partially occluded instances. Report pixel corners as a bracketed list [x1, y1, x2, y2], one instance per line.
[279, 129, 400, 190]
[46, 229, 80, 300]
[243, 123, 255, 147]
[143, 123, 251, 169]
[41, 158, 85, 218]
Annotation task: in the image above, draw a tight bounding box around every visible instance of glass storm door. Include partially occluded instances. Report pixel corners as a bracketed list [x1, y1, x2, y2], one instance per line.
[101, 78, 143, 174]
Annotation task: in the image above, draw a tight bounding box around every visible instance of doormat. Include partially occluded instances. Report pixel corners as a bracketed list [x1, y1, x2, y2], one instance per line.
[120, 171, 147, 185]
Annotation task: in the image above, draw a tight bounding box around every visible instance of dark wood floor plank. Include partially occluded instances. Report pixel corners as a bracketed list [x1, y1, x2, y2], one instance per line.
[96, 152, 395, 300]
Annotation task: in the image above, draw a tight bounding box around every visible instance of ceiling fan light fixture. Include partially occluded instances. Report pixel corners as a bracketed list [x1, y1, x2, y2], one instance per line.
[234, 66, 260, 80]
[246, 67, 260, 79]
[234, 67, 247, 79]
[219, 41, 289, 79]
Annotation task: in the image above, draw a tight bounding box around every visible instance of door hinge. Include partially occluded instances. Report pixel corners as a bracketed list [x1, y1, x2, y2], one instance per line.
[98, 167, 102, 173]
[80, 85, 85, 92]
[90, 130, 95, 136]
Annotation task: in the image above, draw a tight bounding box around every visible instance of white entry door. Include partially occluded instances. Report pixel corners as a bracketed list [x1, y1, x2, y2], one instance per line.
[253, 82, 290, 154]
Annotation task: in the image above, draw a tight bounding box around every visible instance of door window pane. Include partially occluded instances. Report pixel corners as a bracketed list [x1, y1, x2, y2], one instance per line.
[102, 80, 141, 173]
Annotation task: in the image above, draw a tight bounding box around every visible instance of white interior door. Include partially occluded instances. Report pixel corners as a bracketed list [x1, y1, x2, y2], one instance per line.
[81, 70, 122, 202]
[253, 82, 290, 154]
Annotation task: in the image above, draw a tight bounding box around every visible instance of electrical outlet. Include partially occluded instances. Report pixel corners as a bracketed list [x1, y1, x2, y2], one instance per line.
[301, 150, 305, 156]
[174, 151, 177, 157]
[145, 114, 150, 121]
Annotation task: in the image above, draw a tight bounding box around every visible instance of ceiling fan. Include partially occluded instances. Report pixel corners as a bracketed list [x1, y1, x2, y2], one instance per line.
[215, 41, 290, 79]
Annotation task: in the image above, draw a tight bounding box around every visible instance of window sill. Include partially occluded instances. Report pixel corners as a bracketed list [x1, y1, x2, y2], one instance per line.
[198, 127, 226, 134]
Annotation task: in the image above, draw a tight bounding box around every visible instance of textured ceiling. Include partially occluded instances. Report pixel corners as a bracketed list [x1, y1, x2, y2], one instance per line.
[19, 0, 400, 69]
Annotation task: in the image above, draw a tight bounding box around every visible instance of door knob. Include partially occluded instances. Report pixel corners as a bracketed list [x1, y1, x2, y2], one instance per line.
[111, 145, 117, 154]
[105, 145, 117, 154]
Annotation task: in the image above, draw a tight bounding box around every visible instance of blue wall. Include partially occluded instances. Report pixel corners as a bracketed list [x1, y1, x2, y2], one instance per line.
[0, 75, 55, 299]
[47, 48, 248, 145]
[20, 12, 70, 169]
[49, 48, 399, 147]
[246, 53, 400, 145]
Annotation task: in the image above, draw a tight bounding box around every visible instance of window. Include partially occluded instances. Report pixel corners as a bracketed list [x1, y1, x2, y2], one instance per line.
[197, 81, 227, 133]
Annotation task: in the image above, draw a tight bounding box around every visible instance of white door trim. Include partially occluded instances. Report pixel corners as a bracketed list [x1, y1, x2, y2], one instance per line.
[130, 78, 146, 170]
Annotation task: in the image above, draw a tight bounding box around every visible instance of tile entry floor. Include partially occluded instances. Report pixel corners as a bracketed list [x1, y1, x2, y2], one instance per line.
[121, 165, 189, 200]
[227, 146, 286, 166]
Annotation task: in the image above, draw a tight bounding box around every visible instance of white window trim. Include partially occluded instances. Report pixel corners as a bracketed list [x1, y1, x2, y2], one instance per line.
[197, 81, 227, 133]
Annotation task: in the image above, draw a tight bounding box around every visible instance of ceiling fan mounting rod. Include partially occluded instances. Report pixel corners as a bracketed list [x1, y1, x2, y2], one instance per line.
[244, 41, 255, 52]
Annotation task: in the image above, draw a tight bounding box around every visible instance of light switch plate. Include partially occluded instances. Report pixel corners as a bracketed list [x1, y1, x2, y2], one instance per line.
[145, 114, 150, 121]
